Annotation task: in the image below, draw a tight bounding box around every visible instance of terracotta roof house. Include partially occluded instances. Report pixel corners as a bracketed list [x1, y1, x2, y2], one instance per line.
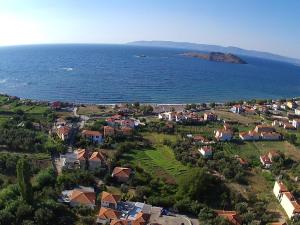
[204, 112, 217, 121]
[60, 186, 96, 209]
[283, 123, 295, 130]
[120, 127, 133, 136]
[104, 126, 115, 137]
[101, 191, 121, 209]
[75, 148, 88, 168]
[260, 132, 281, 141]
[89, 151, 106, 169]
[260, 154, 272, 169]
[254, 125, 275, 133]
[230, 105, 244, 114]
[235, 156, 248, 167]
[51, 101, 62, 110]
[110, 220, 128, 225]
[82, 130, 103, 143]
[57, 126, 71, 141]
[193, 135, 207, 143]
[112, 167, 132, 183]
[215, 210, 242, 225]
[273, 181, 300, 219]
[239, 131, 260, 141]
[268, 151, 280, 162]
[223, 123, 231, 131]
[98, 191, 152, 225]
[76, 148, 87, 160]
[158, 112, 177, 121]
[97, 207, 121, 225]
[120, 119, 135, 128]
[215, 129, 233, 141]
[131, 212, 151, 225]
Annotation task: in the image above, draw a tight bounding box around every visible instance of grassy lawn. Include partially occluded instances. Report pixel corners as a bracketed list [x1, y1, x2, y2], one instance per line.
[78, 105, 114, 116]
[121, 133, 190, 183]
[223, 141, 300, 163]
[176, 123, 221, 139]
[214, 109, 262, 124]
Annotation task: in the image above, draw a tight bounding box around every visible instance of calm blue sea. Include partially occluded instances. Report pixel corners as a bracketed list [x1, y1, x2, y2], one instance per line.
[0, 44, 299, 104]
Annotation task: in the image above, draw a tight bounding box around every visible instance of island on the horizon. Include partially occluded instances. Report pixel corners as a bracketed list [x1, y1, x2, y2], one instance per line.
[181, 51, 247, 64]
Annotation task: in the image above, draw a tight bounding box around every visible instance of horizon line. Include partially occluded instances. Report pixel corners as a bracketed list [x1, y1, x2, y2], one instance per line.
[0, 41, 299, 61]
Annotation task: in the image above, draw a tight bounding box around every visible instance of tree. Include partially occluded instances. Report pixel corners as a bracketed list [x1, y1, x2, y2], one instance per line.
[177, 168, 229, 207]
[209, 102, 216, 108]
[17, 159, 33, 204]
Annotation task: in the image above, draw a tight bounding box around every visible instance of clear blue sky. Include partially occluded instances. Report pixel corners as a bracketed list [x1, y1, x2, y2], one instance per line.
[0, 0, 299, 58]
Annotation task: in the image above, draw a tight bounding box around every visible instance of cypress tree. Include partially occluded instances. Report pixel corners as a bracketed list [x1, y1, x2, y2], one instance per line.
[17, 159, 33, 204]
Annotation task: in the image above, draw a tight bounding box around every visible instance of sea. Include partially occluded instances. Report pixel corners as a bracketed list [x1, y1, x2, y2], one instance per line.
[0, 44, 299, 104]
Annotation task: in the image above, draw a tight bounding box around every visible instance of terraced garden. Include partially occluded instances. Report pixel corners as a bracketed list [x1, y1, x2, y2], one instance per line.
[121, 133, 190, 183]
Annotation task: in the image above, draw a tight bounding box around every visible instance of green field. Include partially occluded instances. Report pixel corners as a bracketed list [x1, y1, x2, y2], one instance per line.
[224, 141, 300, 163]
[121, 133, 190, 183]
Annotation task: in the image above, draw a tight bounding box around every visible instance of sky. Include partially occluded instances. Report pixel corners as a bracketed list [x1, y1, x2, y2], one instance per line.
[0, 0, 299, 58]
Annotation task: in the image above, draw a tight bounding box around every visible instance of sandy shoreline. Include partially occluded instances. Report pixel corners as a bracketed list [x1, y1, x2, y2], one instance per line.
[2, 92, 299, 109]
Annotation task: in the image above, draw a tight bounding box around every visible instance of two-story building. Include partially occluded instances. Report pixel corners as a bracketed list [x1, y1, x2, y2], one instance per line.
[82, 130, 103, 143]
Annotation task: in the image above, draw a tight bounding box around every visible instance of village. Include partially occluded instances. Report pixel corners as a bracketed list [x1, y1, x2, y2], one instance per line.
[0, 95, 300, 225]
[45, 98, 300, 225]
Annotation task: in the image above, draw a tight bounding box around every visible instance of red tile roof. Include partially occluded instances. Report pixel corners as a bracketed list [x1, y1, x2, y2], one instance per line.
[216, 210, 242, 225]
[57, 126, 71, 135]
[260, 154, 272, 165]
[82, 130, 102, 137]
[112, 167, 131, 179]
[101, 191, 121, 204]
[89, 151, 105, 161]
[77, 149, 87, 160]
[110, 220, 128, 225]
[98, 207, 120, 220]
[70, 189, 95, 205]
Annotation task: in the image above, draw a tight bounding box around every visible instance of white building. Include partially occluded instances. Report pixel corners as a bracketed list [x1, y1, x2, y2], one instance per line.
[198, 146, 213, 158]
[158, 112, 176, 121]
[239, 131, 260, 141]
[292, 119, 300, 129]
[82, 130, 103, 143]
[260, 132, 281, 141]
[60, 186, 96, 209]
[295, 108, 300, 115]
[215, 129, 233, 141]
[273, 181, 300, 220]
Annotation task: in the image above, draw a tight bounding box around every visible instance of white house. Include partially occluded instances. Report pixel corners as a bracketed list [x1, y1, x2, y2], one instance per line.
[82, 130, 103, 143]
[260, 155, 272, 168]
[215, 129, 233, 141]
[230, 105, 244, 114]
[239, 131, 260, 141]
[60, 186, 96, 209]
[295, 108, 300, 115]
[260, 132, 281, 141]
[158, 112, 176, 121]
[56, 126, 71, 141]
[292, 119, 300, 129]
[199, 146, 213, 158]
[273, 181, 300, 220]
